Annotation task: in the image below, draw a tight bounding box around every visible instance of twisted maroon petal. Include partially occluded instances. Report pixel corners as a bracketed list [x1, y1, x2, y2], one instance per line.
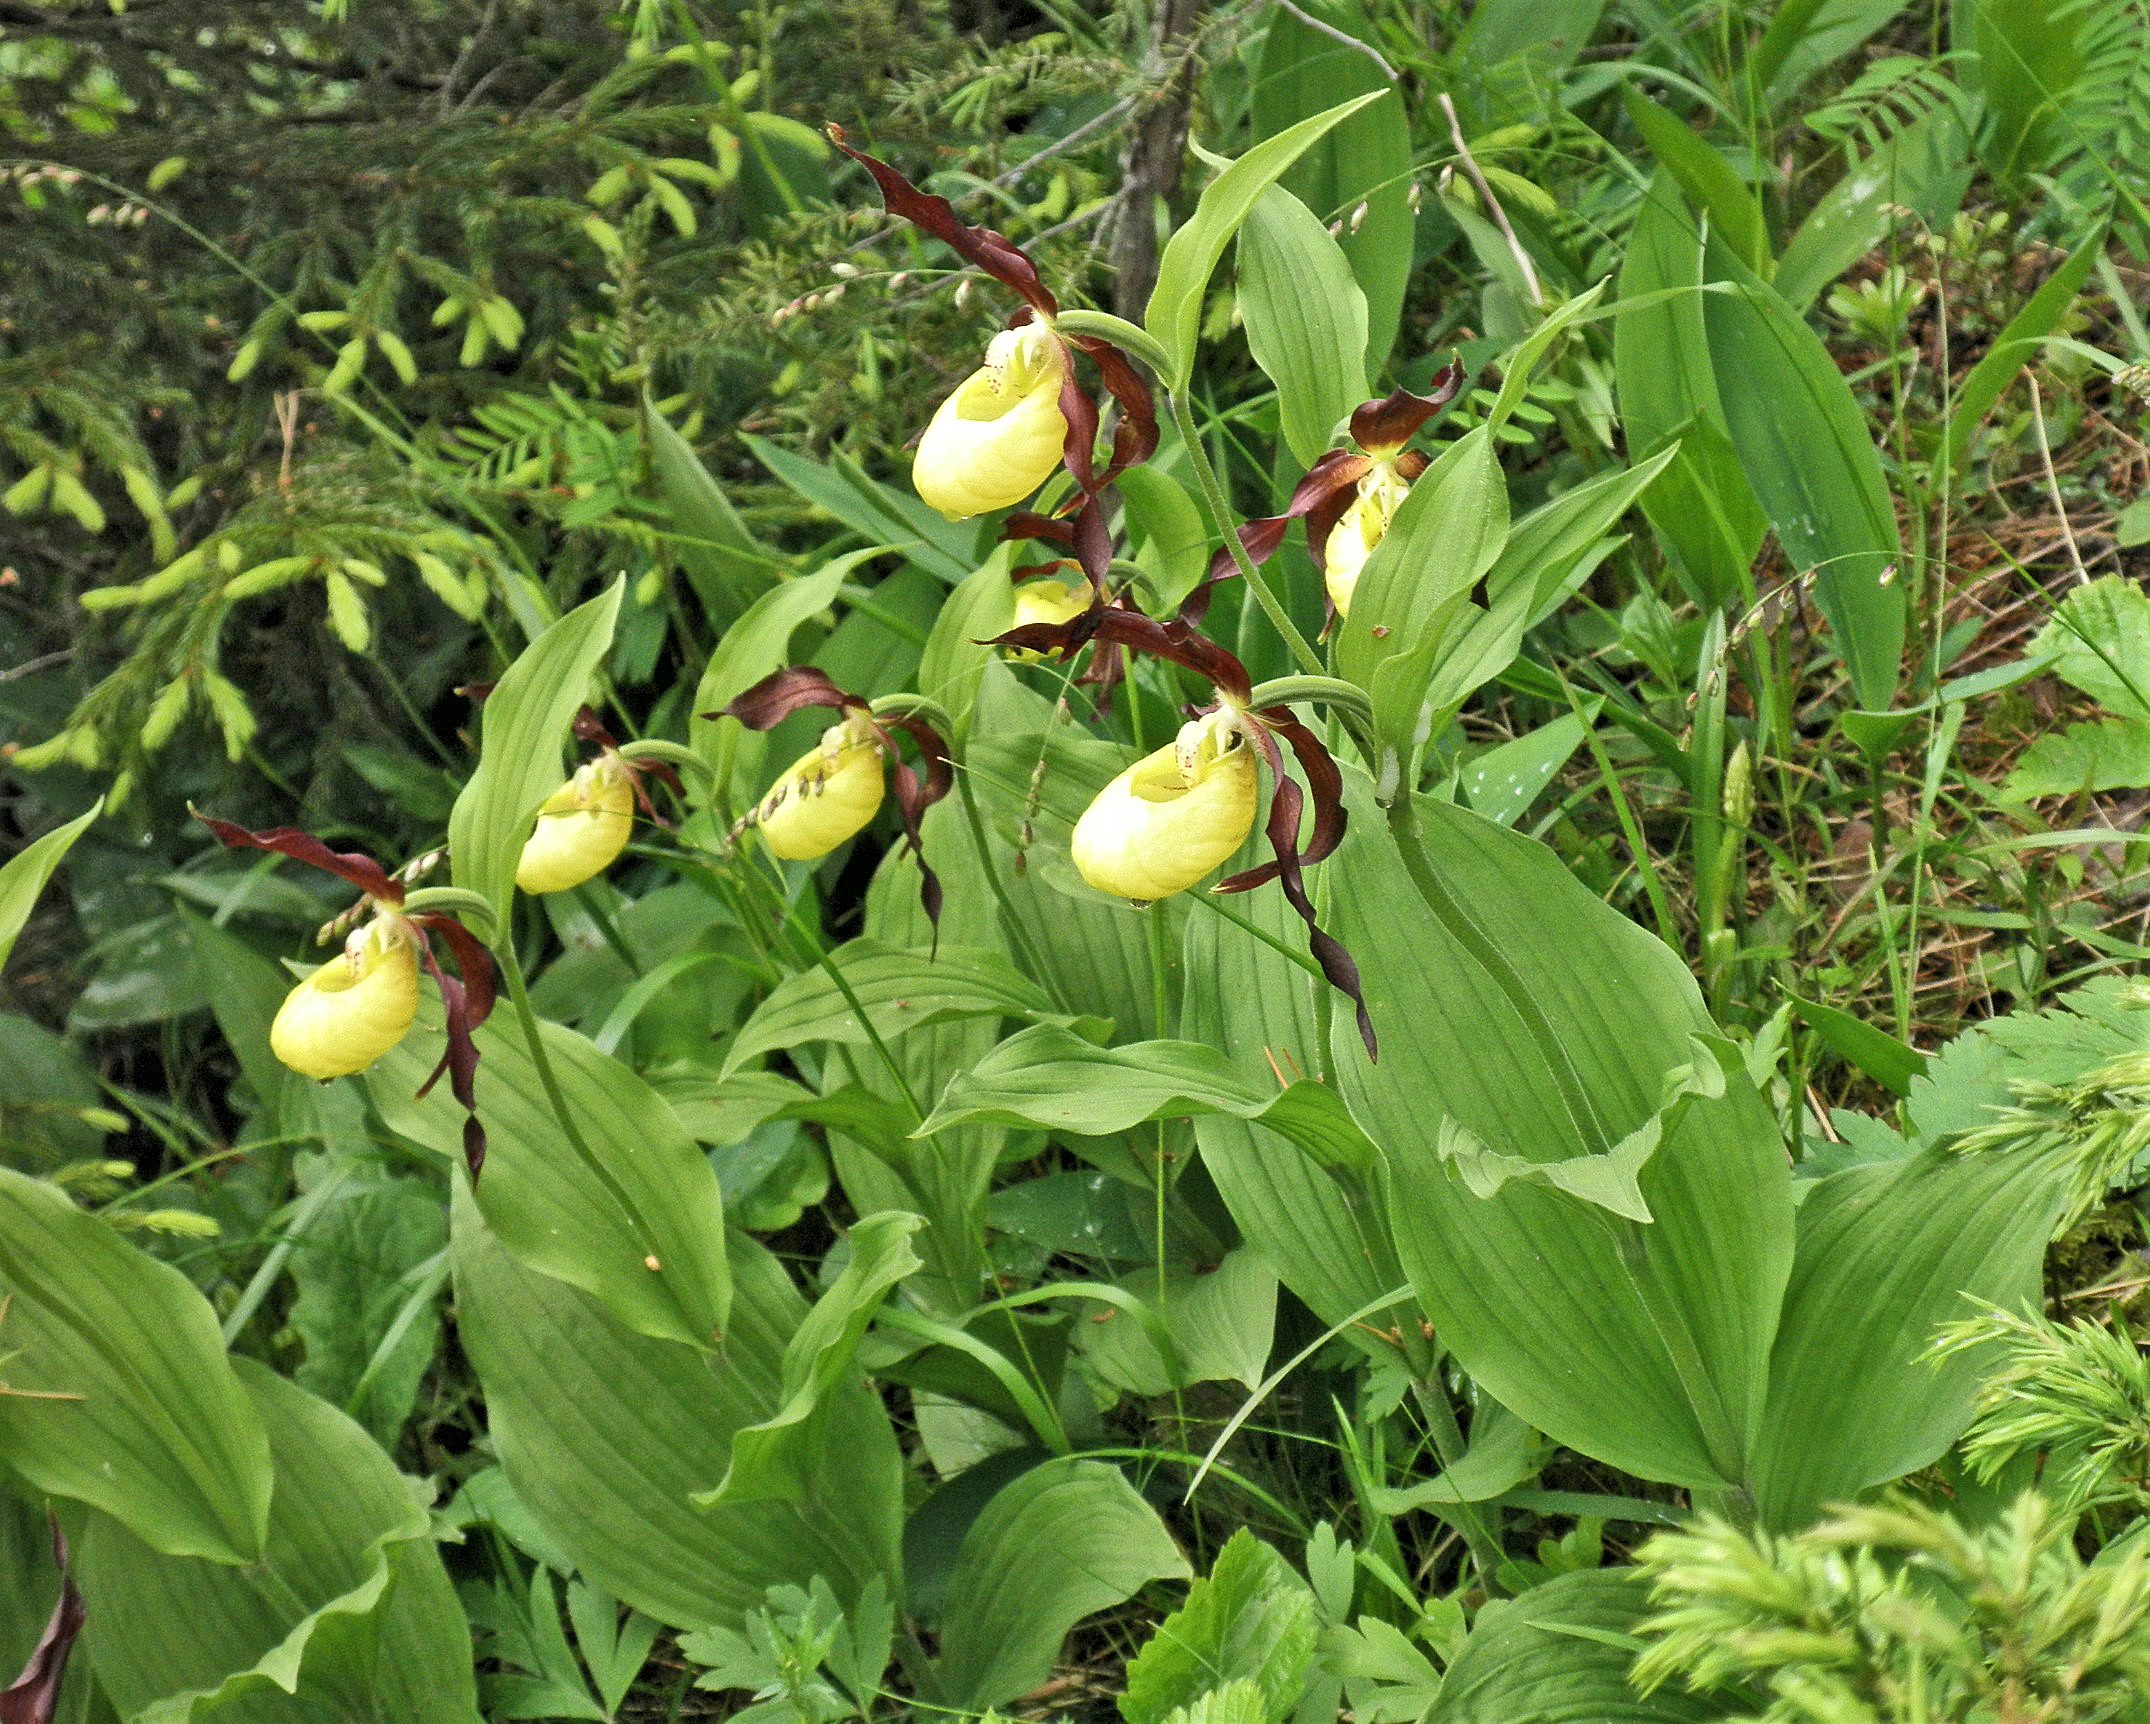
[193, 814, 404, 906]
[1004, 512, 1077, 550]
[1349, 357, 1465, 453]
[983, 606, 1252, 705]
[1199, 448, 1372, 597]
[877, 711, 953, 935]
[1, 1519, 83, 1724]
[1225, 723, 1375, 1058]
[1068, 334, 1160, 481]
[1217, 708, 1347, 887]
[827, 125, 1058, 319]
[711, 667, 860, 731]
[410, 921, 491, 1179]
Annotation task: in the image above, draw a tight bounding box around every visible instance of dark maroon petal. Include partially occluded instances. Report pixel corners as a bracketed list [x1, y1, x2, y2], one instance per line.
[1067, 334, 1160, 480]
[193, 813, 404, 906]
[1219, 709, 1348, 887]
[1201, 449, 1370, 593]
[1349, 358, 1465, 454]
[1004, 512, 1077, 549]
[1071, 495, 1113, 592]
[413, 936, 487, 1179]
[1057, 361, 1101, 493]
[983, 606, 1252, 704]
[710, 667, 859, 731]
[570, 706, 619, 751]
[871, 713, 952, 932]
[1, 1520, 83, 1724]
[411, 914, 497, 1031]
[1218, 723, 1375, 1056]
[827, 125, 1058, 319]
[619, 755, 683, 820]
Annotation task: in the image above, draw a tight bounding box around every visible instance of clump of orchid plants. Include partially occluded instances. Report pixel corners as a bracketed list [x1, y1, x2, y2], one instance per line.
[827, 125, 1155, 594]
[988, 607, 1374, 1057]
[194, 813, 496, 1172]
[715, 667, 953, 923]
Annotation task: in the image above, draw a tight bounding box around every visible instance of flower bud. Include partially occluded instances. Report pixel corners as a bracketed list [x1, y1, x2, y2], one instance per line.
[1323, 462, 1412, 618]
[1071, 713, 1259, 902]
[516, 755, 635, 894]
[751, 717, 886, 860]
[1005, 572, 1090, 657]
[913, 323, 1068, 520]
[270, 919, 420, 1080]
[1721, 739, 1754, 828]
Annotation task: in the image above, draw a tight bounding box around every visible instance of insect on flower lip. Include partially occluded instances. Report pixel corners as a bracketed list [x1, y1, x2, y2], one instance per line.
[750, 716, 888, 862]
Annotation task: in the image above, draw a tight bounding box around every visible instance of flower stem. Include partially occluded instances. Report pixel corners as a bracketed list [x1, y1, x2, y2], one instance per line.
[1168, 391, 1325, 679]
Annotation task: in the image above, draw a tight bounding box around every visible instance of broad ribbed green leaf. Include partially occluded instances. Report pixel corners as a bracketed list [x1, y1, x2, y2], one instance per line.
[370, 1007, 729, 1350]
[0, 802, 99, 975]
[1701, 232, 1902, 709]
[1250, 0, 1412, 367]
[1182, 877, 1405, 1344]
[1238, 186, 1367, 468]
[1626, 91, 1770, 275]
[744, 435, 971, 583]
[447, 580, 623, 929]
[1429, 1569, 1718, 1722]
[695, 1212, 921, 1507]
[1079, 1249, 1277, 1399]
[1330, 427, 1508, 776]
[723, 939, 1070, 1079]
[922, 1023, 1374, 1174]
[0, 1167, 270, 1563]
[1329, 785, 1794, 1491]
[1145, 93, 1386, 390]
[80, 1360, 475, 1724]
[1485, 446, 1678, 625]
[1748, 1142, 2070, 1529]
[932, 1458, 1189, 1709]
[1615, 176, 1766, 609]
[450, 1183, 903, 1632]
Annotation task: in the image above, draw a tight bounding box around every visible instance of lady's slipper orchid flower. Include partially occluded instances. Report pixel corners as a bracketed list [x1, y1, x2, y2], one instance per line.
[271, 916, 420, 1079]
[516, 754, 635, 894]
[1202, 365, 1464, 623]
[914, 322, 1069, 519]
[828, 126, 1155, 588]
[751, 714, 888, 861]
[1072, 710, 1259, 902]
[988, 608, 1375, 1054]
[194, 814, 497, 1173]
[712, 667, 952, 924]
